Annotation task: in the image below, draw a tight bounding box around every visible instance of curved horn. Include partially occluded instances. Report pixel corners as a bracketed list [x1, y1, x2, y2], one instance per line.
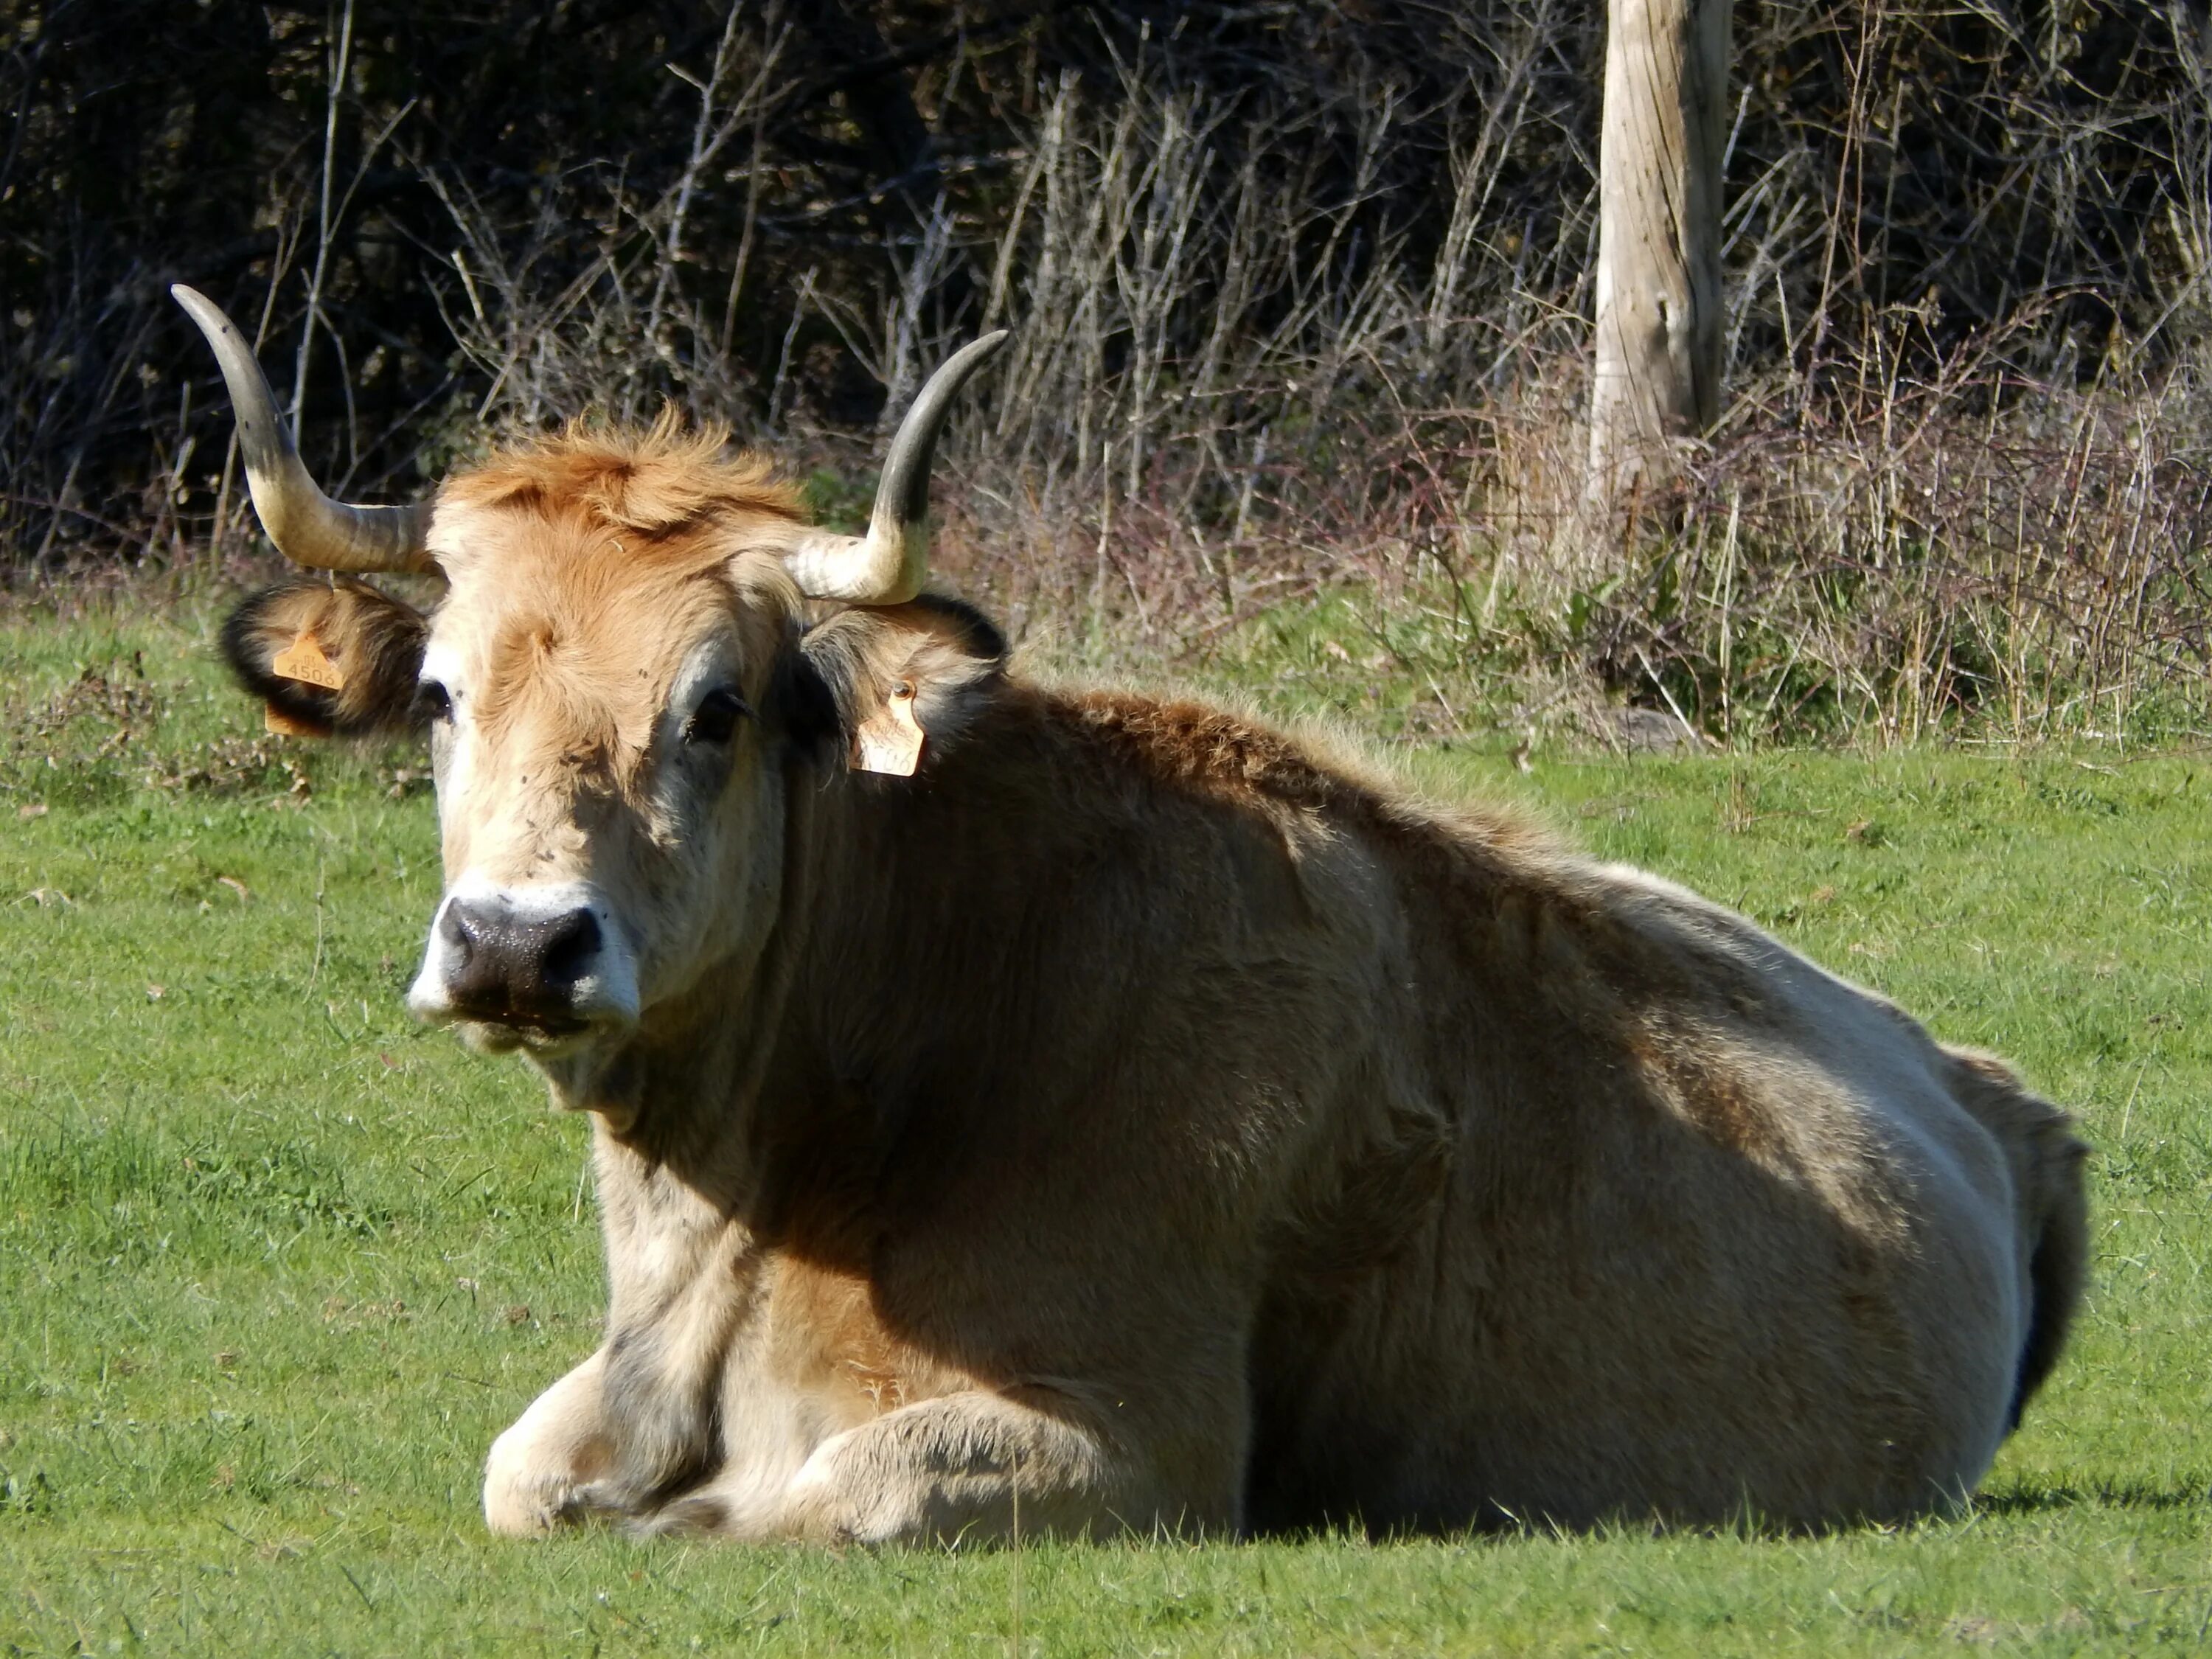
[171, 285, 434, 574]
[782, 330, 1009, 605]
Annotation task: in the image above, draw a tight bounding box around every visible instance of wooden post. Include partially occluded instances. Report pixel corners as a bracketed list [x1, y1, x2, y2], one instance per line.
[1586, 0, 1731, 528]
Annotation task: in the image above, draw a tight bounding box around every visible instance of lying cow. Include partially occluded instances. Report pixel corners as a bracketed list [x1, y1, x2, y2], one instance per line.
[176, 285, 2087, 1542]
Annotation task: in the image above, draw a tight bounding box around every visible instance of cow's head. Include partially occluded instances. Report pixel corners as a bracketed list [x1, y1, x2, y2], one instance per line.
[176, 286, 1005, 1097]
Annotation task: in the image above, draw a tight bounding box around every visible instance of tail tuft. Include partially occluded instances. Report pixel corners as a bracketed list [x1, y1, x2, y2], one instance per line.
[1944, 1048, 2090, 1430]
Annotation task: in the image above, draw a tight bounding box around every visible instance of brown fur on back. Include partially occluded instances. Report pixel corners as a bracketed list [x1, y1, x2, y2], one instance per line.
[1059, 689, 1563, 866]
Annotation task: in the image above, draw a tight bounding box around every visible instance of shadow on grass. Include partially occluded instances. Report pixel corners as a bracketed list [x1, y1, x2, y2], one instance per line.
[1243, 1475, 2211, 1548]
[1973, 1480, 2209, 1517]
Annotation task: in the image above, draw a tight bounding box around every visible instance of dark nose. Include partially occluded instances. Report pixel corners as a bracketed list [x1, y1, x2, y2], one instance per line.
[439, 898, 602, 1023]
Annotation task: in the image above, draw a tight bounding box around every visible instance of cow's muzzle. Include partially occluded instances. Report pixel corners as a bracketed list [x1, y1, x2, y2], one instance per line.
[408, 881, 638, 1053]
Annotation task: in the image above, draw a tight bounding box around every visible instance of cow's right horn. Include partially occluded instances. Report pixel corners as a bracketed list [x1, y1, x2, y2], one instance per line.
[781, 330, 1009, 605]
[172, 285, 434, 574]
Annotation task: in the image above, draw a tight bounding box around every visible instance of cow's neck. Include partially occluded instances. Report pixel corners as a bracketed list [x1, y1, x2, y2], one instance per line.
[544, 741, 898, 1305]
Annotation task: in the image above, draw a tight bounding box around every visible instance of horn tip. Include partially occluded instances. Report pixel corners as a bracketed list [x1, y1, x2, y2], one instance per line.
[170, 285, 232, 342]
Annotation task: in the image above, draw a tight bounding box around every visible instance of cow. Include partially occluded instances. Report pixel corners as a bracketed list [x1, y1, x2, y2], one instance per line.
[175, 283, 2087, 1544]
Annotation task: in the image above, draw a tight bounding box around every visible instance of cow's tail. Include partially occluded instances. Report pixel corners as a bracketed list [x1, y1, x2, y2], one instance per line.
[1944, 1047, 2090, 1430]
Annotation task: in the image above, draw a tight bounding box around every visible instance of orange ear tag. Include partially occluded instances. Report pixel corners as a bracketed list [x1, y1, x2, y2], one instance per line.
[271, 628, 347, 691]
[851, 684, 925, 776]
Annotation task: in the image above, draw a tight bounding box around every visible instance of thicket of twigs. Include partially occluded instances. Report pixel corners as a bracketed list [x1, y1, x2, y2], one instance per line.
[7, 0, 2212, 742]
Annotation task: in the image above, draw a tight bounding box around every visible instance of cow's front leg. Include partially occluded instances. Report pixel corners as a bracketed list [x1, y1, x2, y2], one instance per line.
[487, 1323, 739, 1534]
[484, 1349, 613, 1536]
[655, 1386, 1241, 1545]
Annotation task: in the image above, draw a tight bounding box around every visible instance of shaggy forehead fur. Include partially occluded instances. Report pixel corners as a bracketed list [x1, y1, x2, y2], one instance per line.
[428, 418, 810, 762]
[442, 413, 807, 543]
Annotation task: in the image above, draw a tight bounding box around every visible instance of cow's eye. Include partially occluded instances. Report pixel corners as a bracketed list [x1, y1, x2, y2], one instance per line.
[684, 686, 749, 745]
[417, 680, 454, 723]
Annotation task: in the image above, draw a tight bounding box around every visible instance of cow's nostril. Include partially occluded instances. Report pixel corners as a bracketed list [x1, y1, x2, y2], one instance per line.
[439, 900, 479, 965]
[540, 908, 601, 989]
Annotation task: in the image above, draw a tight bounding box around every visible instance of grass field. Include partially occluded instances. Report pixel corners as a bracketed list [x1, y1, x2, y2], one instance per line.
[3, 603, 2209, 1655]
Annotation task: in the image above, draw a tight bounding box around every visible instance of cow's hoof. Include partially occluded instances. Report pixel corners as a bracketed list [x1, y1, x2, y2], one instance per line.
[484, 1448, 585, 1537]
[484, 1481, 570, 1537]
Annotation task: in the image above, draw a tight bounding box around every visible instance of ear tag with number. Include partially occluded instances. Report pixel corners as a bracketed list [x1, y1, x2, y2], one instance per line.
[851, 682, 925, 776]
[264, 627, 345, 737]
[271, 628, 347, 691]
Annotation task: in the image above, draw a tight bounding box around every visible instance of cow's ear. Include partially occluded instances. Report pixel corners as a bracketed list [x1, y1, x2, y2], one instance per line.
[792, 594, 1006, 776]
[220, 575, 430, 737]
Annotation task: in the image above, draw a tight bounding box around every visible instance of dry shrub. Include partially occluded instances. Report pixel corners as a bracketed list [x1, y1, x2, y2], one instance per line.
[1567, 362, 2212, 747]
[8, 1, 2212, 744]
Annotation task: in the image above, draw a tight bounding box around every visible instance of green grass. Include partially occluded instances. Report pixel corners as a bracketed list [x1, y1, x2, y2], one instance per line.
[3, 602, 2208, 1655]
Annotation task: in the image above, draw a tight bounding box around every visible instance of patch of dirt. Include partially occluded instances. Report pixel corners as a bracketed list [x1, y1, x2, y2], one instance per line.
[15, 657, 161, 740]
[142, 735, 310, 799]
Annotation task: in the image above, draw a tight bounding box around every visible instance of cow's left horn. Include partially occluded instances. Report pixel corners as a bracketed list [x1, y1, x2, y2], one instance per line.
[782, 330, 1009, 605]
[172, 285, 434, 574]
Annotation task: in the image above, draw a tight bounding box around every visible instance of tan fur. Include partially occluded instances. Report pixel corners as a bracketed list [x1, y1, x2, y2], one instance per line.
[251, 423, 2090, 1543]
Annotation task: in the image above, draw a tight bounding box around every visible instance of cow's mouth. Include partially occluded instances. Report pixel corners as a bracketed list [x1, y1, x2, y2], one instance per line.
[453, 1008, 597, 1056]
